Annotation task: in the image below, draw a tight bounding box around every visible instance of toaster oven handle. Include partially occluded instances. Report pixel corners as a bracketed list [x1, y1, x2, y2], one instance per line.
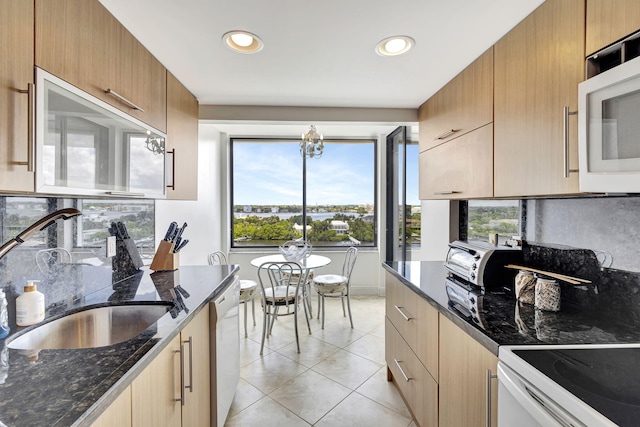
[448, 242, 476, 256]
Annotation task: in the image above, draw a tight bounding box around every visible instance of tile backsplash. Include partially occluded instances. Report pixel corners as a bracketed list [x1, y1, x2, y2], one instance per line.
[523, 196, 640, 273]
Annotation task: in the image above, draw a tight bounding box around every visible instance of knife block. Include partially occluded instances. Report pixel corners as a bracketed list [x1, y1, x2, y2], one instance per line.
[150, 240, 180, 271]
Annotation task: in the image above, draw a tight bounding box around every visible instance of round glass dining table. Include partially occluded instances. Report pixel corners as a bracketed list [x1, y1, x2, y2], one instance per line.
[250, 254, 331, 270]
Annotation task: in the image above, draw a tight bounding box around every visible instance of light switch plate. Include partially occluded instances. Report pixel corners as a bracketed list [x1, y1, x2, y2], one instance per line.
[106, 236, 116, 257]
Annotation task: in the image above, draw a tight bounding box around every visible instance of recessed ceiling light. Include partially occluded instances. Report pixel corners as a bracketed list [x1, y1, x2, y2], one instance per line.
[223, 31, 263, 54]
[375, 36, 415, 57]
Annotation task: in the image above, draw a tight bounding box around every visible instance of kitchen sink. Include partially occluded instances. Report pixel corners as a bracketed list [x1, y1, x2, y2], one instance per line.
[7, 303, 172, 350]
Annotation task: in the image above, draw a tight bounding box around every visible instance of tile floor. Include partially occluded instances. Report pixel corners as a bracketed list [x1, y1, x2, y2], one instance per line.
[225, 295, 416, 427]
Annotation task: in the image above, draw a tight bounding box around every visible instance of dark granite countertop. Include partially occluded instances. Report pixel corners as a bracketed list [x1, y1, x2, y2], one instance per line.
[383, 261, 640, 356]
[0, 264, 239, 427]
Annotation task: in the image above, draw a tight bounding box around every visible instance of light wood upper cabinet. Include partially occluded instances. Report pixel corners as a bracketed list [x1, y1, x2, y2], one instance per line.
[494, 0, 584, 198]
[586, 0, 640, 55]
[166, 72, 199, 201]
[35, 0, 167, 132]
[418, 48, 493, 152]
[439, 315, 498, 427]
[419, 123, 493, 200]
[0, 0, 35, 193]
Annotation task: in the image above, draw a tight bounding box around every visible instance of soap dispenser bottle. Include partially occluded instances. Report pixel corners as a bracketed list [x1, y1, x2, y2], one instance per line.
[16, 280, 45, 326]
[0, 289, 9, 338]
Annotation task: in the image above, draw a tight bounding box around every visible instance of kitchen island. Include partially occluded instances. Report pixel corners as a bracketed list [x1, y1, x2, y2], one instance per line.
[0, 264, 238, 427]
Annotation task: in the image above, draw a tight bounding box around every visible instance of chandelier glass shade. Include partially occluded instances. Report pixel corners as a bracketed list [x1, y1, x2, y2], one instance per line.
[300, 125, 324, 158]
[145, 133, 165, 155]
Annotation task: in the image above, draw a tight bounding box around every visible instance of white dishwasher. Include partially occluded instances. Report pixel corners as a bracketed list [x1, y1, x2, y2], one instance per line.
[211, 275, 240, 427]
[498, 344, 640, 427]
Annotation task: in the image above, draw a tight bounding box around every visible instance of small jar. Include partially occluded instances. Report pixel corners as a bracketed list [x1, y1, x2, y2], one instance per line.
[515, 270, 536, 304]
[535, 277, 561, 312]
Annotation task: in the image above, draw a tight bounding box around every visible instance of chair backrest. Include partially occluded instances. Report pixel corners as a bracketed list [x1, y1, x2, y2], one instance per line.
[207, 251, 228, 265]
[257, 261, 304, 308]
[341, 246, 358, 282]
[36, 248, 72, 274]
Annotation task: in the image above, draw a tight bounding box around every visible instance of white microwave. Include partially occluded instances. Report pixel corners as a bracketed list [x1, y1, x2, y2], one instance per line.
[579, 55, 640, 193]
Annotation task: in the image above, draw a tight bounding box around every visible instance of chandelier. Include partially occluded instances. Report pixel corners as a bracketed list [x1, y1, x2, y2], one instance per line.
[145, 131, 165, 155]
[300, 125, 324, 158]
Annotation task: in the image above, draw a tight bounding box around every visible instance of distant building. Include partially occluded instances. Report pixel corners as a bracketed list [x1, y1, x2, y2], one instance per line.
[271, 207, 279, 213]
[242, 205, 252, 213]
[362, 214, 375, 224]
[330, 220, 349, 235]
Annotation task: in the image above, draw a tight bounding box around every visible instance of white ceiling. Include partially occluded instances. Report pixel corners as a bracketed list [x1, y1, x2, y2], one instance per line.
[98, 0, 544, 110]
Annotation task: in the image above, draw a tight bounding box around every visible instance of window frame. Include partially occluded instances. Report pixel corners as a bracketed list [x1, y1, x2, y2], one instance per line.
[230, 137, 378, 249]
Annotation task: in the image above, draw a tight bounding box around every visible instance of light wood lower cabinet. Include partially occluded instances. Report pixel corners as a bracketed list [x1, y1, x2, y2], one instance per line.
[385, 272, 439, 427]
[130, 305, 211, 427]
[0, 0, 35, 193]
[586, 0, 640, 56]
[419, 123, 493, 200]
[438, 315, 498, 427]
[386, 319, 438, 427]
[180, 304, 211, 426]
[131, 334, 182, 427]
[90, 386, 132, 427]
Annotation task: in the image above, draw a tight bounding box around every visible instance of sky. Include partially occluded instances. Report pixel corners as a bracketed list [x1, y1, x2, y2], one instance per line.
[233, 140, 378, 206]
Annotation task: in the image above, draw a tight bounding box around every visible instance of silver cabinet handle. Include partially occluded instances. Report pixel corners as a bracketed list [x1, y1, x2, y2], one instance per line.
[175, 346, 185, 405]
[166, 149, 176, 190]
[394, 305, 412, 321]
[184, 337, 194, 393]
[434, 190, 461, 195]
[105, 88, 145, 112]
[486, 369, 497, 427]
[394, 358, 411, 382]
[104, 191, 146, 197]
[435, 129, 458, 140]
[17, 83, 35, 172]
[563, 106, 578, 178]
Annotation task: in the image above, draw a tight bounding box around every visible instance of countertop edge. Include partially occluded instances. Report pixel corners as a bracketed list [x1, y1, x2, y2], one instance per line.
[382, 262, 500, 355]
[73, 266, 239, 427]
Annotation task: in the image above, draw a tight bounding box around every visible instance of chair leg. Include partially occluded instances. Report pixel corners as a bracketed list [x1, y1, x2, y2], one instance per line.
[260, 305, 269, 355]
[243, 301, 248, 338]
[251, 297, 256, 326]
[341, 296, 346, 317]
[294, 304, 300, 353]
[321, 294, 326, 330]
[317, 293, 321, 321]
[346, 294, 354, 329]
[301, 295, 311, 335]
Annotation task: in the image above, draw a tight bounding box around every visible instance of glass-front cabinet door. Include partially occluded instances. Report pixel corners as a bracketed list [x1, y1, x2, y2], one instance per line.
[36, 68, 166, 198]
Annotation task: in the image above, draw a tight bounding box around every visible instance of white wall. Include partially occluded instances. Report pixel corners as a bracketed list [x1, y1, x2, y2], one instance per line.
[154, 125, 224, 265]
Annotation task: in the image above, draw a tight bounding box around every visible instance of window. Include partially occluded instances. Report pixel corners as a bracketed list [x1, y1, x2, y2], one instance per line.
[464, 200, 520, 244]
[231, 138, 377, 247]
[385, 126, 420, 262]
[0, 196, 155, 266]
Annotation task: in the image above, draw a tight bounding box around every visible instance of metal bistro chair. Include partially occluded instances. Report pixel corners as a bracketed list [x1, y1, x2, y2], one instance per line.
[279, 239, 315, 318]
[312, 246, 358, 329]
[36, 248, 72, 274]
[257, 261, 311, 355]
[208, 251, 258, 338]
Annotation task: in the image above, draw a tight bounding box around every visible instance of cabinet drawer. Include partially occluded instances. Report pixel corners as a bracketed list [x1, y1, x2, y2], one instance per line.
[419, 123, 493, 200]
[419, 48, 493, 152]
[385, 272, 439, 379]
[386, 319, 438, 427]
[586, 0, 640, 56]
